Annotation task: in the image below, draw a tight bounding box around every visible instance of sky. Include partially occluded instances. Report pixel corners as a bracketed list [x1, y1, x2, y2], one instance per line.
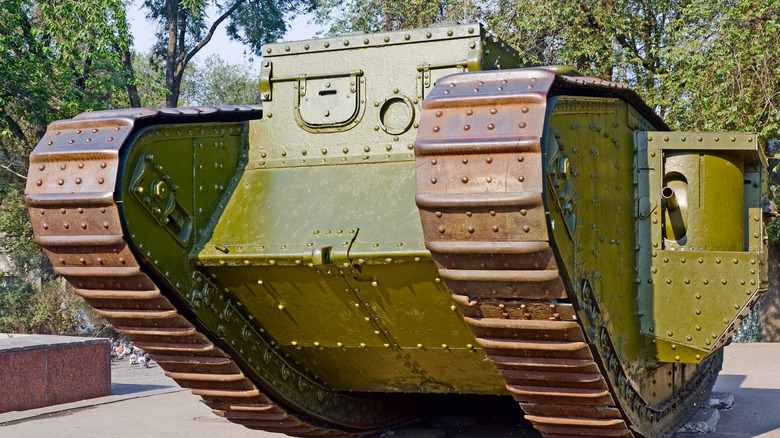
[126, 1, 325, 69]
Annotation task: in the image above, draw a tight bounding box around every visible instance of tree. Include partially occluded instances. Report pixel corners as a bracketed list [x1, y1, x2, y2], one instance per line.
[316, 0, 464, 33]
[0, 0, 136, 335]
[133, 52, 259, 107]
[180, 55, 260, 105]
[142, 0, 316, 107]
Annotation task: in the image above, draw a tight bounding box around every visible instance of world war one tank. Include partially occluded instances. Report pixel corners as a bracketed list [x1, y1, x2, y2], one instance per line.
[26, 23, 767, 437]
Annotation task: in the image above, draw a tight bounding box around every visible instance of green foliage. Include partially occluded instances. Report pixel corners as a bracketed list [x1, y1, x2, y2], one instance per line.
[0, 277, 95, 335]
[0, 0, 134, 145]
[768, 220, 780, 244]
[133, 51, 171, 108]
[0, 0, 134, 335]
[180, 55, 260, 105]
[316, 0, 464, 34]
[142, 0, 314, 106]
[134, 52, 259, 106]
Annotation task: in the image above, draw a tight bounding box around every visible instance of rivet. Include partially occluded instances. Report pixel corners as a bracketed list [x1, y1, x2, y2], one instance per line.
[517, 156, 524, 162]
[431, 178, 437, 184]
[81, 223, 87, 229]
[518, 176, 525, 182]
[98, 178, 105, 184]
[487, 123, 495, 130]
[100, 162, 107, 168]
[523, 225, 530, 232]
[466, 211, 472, 216]
[490, 210, 496, 216]
[463, 125, 470, 131]
[433, 126, 440, 132]
[435, 211, 442, 217]
[518, 122, 526, 128]
[521, 107, 529, 113]
[75, 178, 82, 184]
[435, 111, 442, 117]
[462, 158, 468, 164]
[36, 180, 42, 186]
[57, 179, 64, 185]
[492, 225, 499, 232]
[486, 176, 492, 183]
[438, 226, 445, 234]
[486, 157, 492, 163]
[467, 226, 475, 233]
[520, 209, 527, 216]
[703, 280, 709, 284]
[696, 294, 701, 299]
[462, 177, 468, 183]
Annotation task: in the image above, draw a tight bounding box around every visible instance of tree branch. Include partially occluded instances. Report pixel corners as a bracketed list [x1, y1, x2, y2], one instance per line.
[182, 0, 248, 69]
[0, 163, 27, 180]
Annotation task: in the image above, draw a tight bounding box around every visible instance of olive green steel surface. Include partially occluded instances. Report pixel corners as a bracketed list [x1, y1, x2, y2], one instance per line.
[542, 97, 720, 436]
[252, 23, 519, 170]
[635, 132, 767, 362]
[118, 121, 428, 429]
[189, 23, 519, 395]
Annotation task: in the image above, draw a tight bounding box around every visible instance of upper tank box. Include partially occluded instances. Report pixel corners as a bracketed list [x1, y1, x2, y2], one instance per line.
[262, 23, 516, 59]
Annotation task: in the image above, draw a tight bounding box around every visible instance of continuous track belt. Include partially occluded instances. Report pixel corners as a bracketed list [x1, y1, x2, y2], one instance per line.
[415, 69, 636, 437]
[25, 106, 365, 438]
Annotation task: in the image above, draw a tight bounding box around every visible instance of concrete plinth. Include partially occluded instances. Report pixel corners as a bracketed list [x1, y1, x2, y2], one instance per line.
[0, 334, 110, 413]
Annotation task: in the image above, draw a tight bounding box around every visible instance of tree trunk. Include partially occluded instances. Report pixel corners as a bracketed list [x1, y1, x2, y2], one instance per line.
[165, 0, 179, 108]
[760, 240, 780, 341]
[120, 49, 141, 108]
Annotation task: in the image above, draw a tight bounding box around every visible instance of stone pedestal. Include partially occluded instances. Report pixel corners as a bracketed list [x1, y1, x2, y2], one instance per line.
[0, 334, 110, 413]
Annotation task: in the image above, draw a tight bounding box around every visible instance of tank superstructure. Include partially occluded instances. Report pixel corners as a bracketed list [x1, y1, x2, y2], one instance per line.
[26, 23, 767, 437]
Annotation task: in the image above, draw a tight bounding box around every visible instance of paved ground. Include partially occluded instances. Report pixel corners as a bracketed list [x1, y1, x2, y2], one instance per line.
[1, 343, 779, 437]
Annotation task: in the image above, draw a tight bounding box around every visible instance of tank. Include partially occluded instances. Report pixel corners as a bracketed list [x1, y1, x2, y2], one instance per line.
[25, 23, 767, 437]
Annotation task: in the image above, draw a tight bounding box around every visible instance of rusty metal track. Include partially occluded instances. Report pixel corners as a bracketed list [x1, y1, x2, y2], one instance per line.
[25, 106, 368, 438]
[414, 69, 692, 438]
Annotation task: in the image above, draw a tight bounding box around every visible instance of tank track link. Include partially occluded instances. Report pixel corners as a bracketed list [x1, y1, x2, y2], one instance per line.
[25, 106, 375, 438]
[415, 69, 719, 438]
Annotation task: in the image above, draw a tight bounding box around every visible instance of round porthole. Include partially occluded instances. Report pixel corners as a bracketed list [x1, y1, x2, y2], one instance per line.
[378, 96, 415, 135]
